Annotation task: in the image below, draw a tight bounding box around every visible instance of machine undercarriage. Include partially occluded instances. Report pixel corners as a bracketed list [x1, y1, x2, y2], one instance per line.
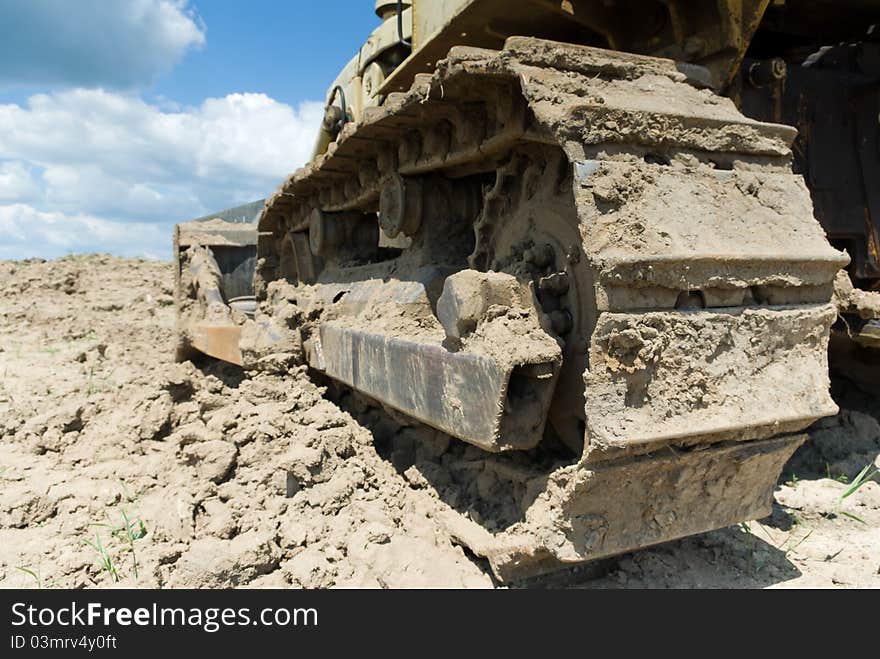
[173, 1, 880, 579]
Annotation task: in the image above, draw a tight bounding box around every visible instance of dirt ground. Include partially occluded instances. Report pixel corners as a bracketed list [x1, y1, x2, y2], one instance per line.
[0, 255, 878, 589]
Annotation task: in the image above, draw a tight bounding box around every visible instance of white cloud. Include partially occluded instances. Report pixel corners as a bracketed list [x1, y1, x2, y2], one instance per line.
[0, 89, 325, 259]
[0, 0, 205, 90]
[0, 161, 41, 202]
[0, 204, 168, 260]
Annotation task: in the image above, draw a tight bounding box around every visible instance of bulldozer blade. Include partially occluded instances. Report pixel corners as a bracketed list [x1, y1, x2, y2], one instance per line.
[173, 202, 262, 364]
[191, 323, 244, 366]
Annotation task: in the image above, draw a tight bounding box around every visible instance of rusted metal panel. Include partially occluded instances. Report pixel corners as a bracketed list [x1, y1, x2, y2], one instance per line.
[191, 323, 244, 366]
[740, 43, 880, 282]
[310, 321, 557, 452]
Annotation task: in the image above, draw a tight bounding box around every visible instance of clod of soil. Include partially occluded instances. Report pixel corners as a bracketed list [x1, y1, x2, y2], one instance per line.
[0, 256, 878, 588]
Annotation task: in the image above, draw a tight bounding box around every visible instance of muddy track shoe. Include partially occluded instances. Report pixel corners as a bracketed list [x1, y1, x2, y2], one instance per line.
[254, 37, 848, 580]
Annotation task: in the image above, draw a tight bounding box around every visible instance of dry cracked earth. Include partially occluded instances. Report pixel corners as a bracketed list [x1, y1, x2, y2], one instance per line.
[0, 255, 878, 589]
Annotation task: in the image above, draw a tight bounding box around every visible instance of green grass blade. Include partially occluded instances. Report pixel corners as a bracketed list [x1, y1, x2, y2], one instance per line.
[839, 511, 867, 525]
[15, 567, 41, 589]
[838, 464, 878, 501]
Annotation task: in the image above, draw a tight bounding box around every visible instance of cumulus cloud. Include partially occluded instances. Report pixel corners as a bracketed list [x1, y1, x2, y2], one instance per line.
[0, 0, 205, 90]
[0, 161, 41, 203]
[0, 90, 324, 259]
[0, 204, 168, 261]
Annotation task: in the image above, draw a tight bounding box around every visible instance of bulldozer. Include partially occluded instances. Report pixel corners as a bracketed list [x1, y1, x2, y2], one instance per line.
[174, 0, 880, 581]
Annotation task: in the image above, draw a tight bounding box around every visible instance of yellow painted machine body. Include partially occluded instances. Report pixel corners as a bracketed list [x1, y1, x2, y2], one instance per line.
[317, 0, 772, 156]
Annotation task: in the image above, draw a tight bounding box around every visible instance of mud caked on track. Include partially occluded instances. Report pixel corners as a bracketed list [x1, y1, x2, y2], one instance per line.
[240, 38, 858, 578]
[0, 255, 878, 588]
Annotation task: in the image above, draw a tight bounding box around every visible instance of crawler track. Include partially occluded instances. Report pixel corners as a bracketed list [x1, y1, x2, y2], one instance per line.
[253, 37, 848, 579]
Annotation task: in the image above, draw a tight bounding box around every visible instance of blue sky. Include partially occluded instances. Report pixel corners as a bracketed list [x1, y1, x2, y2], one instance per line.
[149, 1, 377, 108]
[0, 0, 382, 259]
